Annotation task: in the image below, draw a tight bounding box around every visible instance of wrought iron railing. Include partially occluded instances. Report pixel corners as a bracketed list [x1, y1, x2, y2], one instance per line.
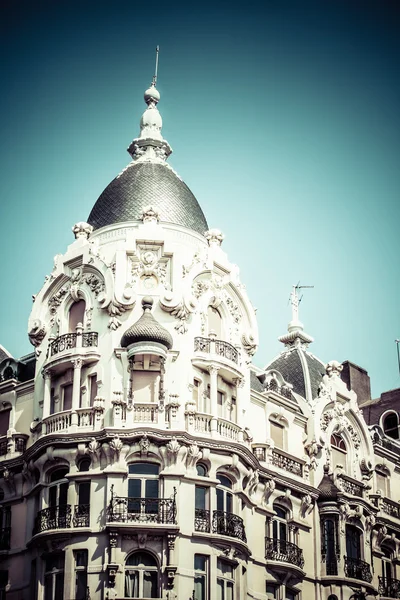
[263, 380, 292, 399]
[194, 337, 239, 364]
[0, 441, 7, 457]
[108, 495, 177, 525]
[50, 333, 77, 356]
[33, 505, 72, 534]
[253, 446, 267, 461]
[15, 436, 27, 453]
[265, 537, 304, 569]
[73, 504, 90, 527]
[215, 340, 239, 364]
[194, 508, 210, 533]
[271, 449, 303, 477]
[0, 528, 11, 550]
[194, 337, 211, 353]
[378, 576, 400, 598]
[50, 332, 98, 356]
[212, 510, 247, 543]
[344, 556, 372, 583]
[326, 559, 338, 575]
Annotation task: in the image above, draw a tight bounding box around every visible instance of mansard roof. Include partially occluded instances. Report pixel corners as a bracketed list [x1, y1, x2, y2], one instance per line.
[265, 348, 325, 402]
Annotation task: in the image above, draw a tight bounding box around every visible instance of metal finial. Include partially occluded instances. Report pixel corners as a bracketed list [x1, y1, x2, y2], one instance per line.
[289, 282, 314, 322]
[152, 45, 160, 86]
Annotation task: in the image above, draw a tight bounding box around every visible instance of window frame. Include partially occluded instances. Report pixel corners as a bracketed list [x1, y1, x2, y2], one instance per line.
[216, 558, 235, 600]
[124, 551, 159, 598]
[194, 554, 209, 600]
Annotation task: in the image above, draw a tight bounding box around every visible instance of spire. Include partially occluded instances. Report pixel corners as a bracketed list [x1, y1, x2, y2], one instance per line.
[127, 46, 172, 162]
[278, 284, 314, 348]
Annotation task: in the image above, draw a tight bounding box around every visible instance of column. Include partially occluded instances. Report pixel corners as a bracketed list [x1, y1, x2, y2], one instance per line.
[208, 365, 219, 437]
[42, 369, 52, 420]
[71, 358, 83, 426]
[233, 377, 245, 441]
[158, 356, 166, 428]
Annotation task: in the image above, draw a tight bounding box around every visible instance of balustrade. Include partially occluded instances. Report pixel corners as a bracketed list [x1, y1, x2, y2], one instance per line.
[253, 446, 267, 461]
[381, 498, 400, 519]
[379, 576, 400, 598]
[265, 537, 304, 569]
[194, 508, 210, 533]
[193, 413, 212, 434]
[217, 417, 241, 441]
[108, 496, 176, 525]
[337, 474, 363, 497]
[194, 337, 239, 364]
[271, 449, 303, 477]
[133, 403, 159, 423]
[44, 411, 72, 434]
[212, 510, 247, 543]
[344, 556, 372, 583]
[0, 434, 27, 456]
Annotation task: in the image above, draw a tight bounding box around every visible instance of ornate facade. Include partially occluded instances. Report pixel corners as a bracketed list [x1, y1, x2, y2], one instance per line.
[0, 77, 399, 600]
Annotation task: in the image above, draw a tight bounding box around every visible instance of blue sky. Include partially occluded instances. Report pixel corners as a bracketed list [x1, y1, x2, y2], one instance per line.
[0, 0, 399, 397]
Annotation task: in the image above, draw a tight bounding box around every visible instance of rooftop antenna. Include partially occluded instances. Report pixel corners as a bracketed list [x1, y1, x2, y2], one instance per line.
[396, 339, 400, 376]
[152, 45, 160, 87]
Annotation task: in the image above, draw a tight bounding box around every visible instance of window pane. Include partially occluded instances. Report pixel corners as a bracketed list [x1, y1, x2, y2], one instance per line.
[227, 581, 234, 600]
[194, 575, 205, 600]
[75, 571, 87, 600]
[217, 475, 232, 489]
[217, 488, 224, 512]
[270, 422, 284, 448]
[143, 570, 157, 597]
[55, 572, 64, 598]
[63, 385, 73, 411]
[217, 579, 224, 600]
[195, 487, 207, 509]
[129, 463, 159, 475]
[195, 555, 207, 570]
[128, 479, 141, 498]
[145, 479, 159, 499]
[226, 493, 232, 514]
[124, 571, 139, 597]
[59, 482, 68, 506]
[44, 575, 53, 600]
[78, 482, 90, 506]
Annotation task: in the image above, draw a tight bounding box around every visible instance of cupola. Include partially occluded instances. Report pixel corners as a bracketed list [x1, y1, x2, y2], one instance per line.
[121, 297, 173, 359]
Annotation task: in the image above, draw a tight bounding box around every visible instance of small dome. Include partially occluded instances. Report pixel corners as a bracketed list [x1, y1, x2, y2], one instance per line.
[144, 85, 160, 104]
[87, 162, 208, 234]
[317, 465, 340, 502]
[121, 297, 173, 350]
[265, 348, 325, 402]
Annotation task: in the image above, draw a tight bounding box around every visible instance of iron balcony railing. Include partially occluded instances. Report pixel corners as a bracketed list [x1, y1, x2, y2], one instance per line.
[50, 332, 98, 356]
[326, 559, 338, 576]
[194, 337, 239, 364]
[33, 504, 90, 535]
[194, 508, 211, 533]
[33, 505, 72, 534]
[265, 537, 305, 569]
[108, 496, 177, 525]
[271, 449, 303, 477]
[344, 556, 372, 583]
[73, 504, 90, 527]
[212, 510, 247, 543]
[0, 528, 11, 551]
[378, 576, 400, 598]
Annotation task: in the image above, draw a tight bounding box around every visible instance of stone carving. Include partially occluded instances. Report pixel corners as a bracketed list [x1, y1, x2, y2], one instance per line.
[88, 438, 101, 460]
[166, 438, 180, 461]
[300, 494, 313, 518]
[186, 442, 202, 468]
[83, 273, 105, 297]
[160, 292, 197, 334]
[262, 479, 275, 506]
[72, 222, 93, 239]
[304, 438, 322, 471]
[205, 229, 224, 247]
[225, 296, 241, 323]
[140, 434, 150, 457]
[192, 280, 209, 299]
[48, 284, 70, 314]
[3, 468, 15, 494]
[110, 436, 123, 458]
[247, 469, 259, 496]
[130, 246, 169, 289]
[28, 319, 46, 347]
[22, 461, 35, 486]
[241, 332, 257, 357]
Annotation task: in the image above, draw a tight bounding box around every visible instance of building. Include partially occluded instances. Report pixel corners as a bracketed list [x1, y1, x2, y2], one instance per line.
[0, 77, 400, 600]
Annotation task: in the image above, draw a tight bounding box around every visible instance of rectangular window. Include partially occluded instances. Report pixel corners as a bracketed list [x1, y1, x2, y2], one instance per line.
[30, 560, 37, 600]
[50, 388, 56, 415]
[89, 375, 98, 406]
[230, 397, 237, 423]
[62, 384, 73, 411]
[286, 590, 298, 600]
[270, 421, 284, 448]
[194, 554, 208, 600]
[266, 583, 278, 599]
[217, 391, 224, 417]
[217, 558, 234, 600]
[44, 553, 64, 600]
[193, 379, 200, 407]
[74, 550, 88, 600]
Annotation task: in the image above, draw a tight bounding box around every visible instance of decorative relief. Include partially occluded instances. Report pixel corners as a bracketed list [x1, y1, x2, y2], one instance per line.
[192, 280, 210, 299]
[262, 479, 275, 506]
[300, 494, 313, 518]
[28, 319, 47, 348]
[186, 442, 202, 469]
[48, 285, 70, 314]
[241, 332, 257, 357]
[160, 292, 197, 334]
[130, 245, 169, 291]
[72, 222, 93, 239]
[139, 434, 150, 457]
[247, 469, 259, 497]
[205, 229, 224, 247]
[83, 274, 105, 297]
[225, 296, 241, 323]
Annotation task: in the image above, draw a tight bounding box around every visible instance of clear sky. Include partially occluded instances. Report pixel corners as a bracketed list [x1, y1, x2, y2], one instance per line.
[0, 0, 399, 397]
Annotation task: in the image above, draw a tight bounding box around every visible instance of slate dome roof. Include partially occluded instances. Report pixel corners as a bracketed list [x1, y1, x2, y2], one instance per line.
[87, 161, 208, 235]
[265, 348, 326, 402]
[317, 465, 340, 502]
[121, 297, 173, 351]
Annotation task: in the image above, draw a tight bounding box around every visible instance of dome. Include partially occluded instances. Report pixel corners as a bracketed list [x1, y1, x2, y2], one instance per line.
[265, 347, 325, 402]
[87, 161, 208, 235]
[121, 297, 173, 351]
[317, 465, 340, 502]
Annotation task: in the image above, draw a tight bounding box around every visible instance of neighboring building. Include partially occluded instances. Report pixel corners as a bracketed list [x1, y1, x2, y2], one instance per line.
[1, 78, 400, 600]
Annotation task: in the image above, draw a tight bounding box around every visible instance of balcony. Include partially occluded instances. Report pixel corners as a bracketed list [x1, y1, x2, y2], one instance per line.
[194, 508, 210, 533]
[265, 537, 304, 569]
[33, 504, 90, 535]
[107, 496, 177, 525]
[192, 337, 243, 381]
[379, 576, 400, 598]
[49, 332, 98, 356]
[271, 448, 303, 477]
[45, 330, 100, 373]
[0, 433, 28, 459]
[381, 498, 400, 519]
[212, 510, 247, 543]
[344, 556, 372, 583]
[0, 528, 10, 551]
[337, 474, 364, 497]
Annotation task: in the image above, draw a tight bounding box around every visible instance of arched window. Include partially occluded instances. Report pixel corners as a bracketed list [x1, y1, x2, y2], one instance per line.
[48, 468, 69, 529]
[196, 464, 208, 477]
[125, 552, 158, 598]
[216, 475, 233, 514]
[272, 506, 288, 545]
[128, 463, 159, 518]
[207, 306, 222, 339]
[69, 300, 86, 332]
[383, 413, 399, 440]
[330, 433, 347, 470]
